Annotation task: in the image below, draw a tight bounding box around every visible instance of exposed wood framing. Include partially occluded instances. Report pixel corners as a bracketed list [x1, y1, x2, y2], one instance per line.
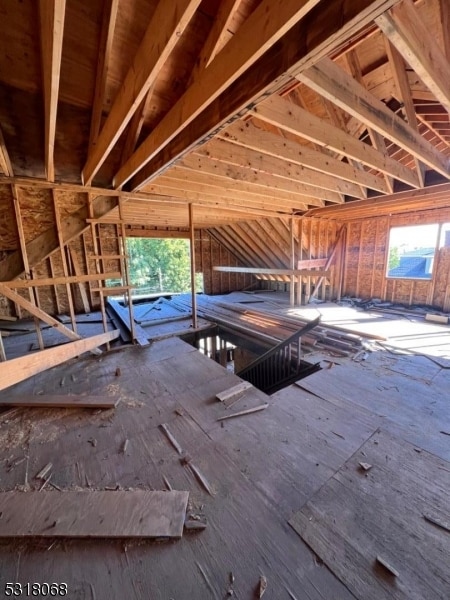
[88, 0, 120, 152]
[0, 127, 13, 176]
[297, 57, 450, 177]
[53, 190, 77, 333]
[189, 203, 198, 329]
[0, 282, 81, 342]
[198, 137, 367, 199]
[39, 0, 66, 182]
[439, 0, 450, 61]
[344, 50, 395, 193]
[83, 0, 201, 185]
[68, 247, 90, 313]
[0, 330, 119, 392]
[122, 0, 402, 191]
[251, 96, 420, 188]
[376, 0, 450, 116]
[213, 267, 329, 276]
[3, 272, 120, 288]
[11, 185, 44, 350]
[188, 0, 241, 84]
[384, 39, 426, 186]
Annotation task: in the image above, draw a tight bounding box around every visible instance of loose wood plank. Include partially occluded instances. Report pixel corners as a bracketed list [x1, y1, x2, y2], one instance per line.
[216, 381, 253, 402]
[0, 330, 119, 392]
[0, 395, 119, 409]
[0, 490, 189, 538]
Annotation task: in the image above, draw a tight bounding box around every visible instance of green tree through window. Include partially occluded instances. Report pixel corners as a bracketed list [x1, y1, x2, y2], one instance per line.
[126, 237, 202, 294]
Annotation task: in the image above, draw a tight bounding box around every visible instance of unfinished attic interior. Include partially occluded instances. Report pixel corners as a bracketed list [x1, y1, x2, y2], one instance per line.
[1, 0, 450, 596]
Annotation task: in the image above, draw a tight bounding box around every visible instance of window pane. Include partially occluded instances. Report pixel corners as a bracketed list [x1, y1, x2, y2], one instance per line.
[386, 224, 439, 279]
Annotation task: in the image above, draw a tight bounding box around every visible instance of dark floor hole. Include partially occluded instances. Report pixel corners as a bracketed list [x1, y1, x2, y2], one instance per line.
[181, 325, 321, 395]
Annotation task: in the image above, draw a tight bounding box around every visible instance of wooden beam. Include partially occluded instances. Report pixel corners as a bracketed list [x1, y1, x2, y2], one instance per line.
[88, 0, 120, 151]
[219, 120, 391, 193]
[297, 258, 327, 268]
[344, 50, 395, 193]
[68, 247, 90, 313]
[189, 203, 197, 329]
[125, 228, 190, 239]
[297, 57, 450, 177]
[0, 283, 81, 342]
[11, 185, 45, 351]
[114, 0, 322, 189]
[197, 138, 367, 198]
[39, 0, 66, 182]
[309, 225, 345, 300]
[439, 0, 450, 62]
[252, 95, 421, 188]
[0, 195, 117, 282]
[0, 490, 188, 539]
[0, 126, 13, 176]
[188, 0, 241, 84]
[384, 39, 426, 186]
[124, 0, 403, 190]
[121, 89, 153, 163]
[0, 395, 119, 409]
[376, 0, 450, 116]
[2, 273, 120, 289]
[213, 267, 329, 276]
[179, 154, 341, 203]
[83, 0, 201, 185]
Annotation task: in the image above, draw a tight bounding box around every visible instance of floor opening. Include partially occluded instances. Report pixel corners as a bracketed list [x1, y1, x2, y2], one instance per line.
[182, 325, 321, 395]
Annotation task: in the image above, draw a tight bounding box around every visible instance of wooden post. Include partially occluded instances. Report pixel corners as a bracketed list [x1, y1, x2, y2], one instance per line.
[68, 247, 90, 313]
[0, 333, 6, 362]
[381, 217, 391, 301]
[52, 190, 77, 333]
[290, 216, 295, 307]
[297, 219, 303, 306]
[189, 203, 198, 329]
[427, 223, 443, 306]
[118, 200, 136, 343]
[11, 185, 45, 350]
[88, 193, 109, 345]
[48, 256, 62, 314]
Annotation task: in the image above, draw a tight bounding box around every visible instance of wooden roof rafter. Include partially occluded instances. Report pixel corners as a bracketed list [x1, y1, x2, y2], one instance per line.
[88, 0, 120, 152]
[376, 0, 450, 116]
[297, 57, 450, 178]
[0, 126, 13, 177]
[115, 0, 403, 192]
[194, 137, 366, 199]
[250, 94, 420, 188]
[82, 0, 202, 185]
[188, 0, 243, 85]
[114, 0, 323, 190]
[39, 0, 66, 182]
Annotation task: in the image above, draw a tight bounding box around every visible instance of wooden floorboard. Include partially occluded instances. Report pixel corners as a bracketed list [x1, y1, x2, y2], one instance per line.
[0, 331, 448, 599]
[289, 430, 450, 600]
[0, 491, 189, 539]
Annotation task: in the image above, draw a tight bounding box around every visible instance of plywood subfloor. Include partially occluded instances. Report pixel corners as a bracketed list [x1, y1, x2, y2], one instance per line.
[0, 333, 448, 598]
[289, 430, 450, 600]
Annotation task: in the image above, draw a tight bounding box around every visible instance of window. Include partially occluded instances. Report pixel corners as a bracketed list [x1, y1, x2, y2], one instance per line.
[386, 223, 450, 279]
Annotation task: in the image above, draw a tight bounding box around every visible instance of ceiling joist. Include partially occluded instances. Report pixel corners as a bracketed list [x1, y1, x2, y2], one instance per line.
[39, 0, 66, 182]
[82, 0, 201, 185]
[196, 137, 365, 198]
[88, 0, 119, 152]
[376, 0, 450, 117]
[297, 57, 450, 178]
[251, 95, 420, 188]
[114, 0, 322, 190]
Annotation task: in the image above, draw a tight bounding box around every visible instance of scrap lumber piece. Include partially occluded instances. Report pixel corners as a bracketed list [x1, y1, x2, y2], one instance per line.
[423, 513, 450, 533]
[217, 403, 269, 421]
[425, 313, 449, 324]
[0, 395, 119, 409]
[0, 330, 119, 392]
[159, 423, 183, 454]
[107, 299, 149, 346]
[188, 462, 214, 497]
[376, 555, 399, 577]
[0, 490, 189, 538]
[216, 380, 253, 402]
